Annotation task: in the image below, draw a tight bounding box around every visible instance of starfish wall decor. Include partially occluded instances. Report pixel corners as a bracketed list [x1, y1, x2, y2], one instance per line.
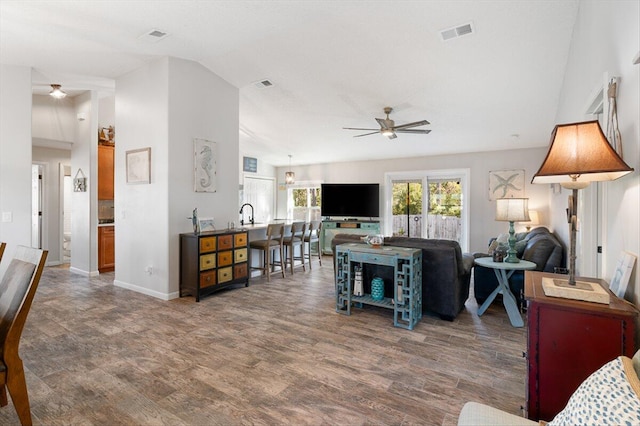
[488, 169, 525, 200]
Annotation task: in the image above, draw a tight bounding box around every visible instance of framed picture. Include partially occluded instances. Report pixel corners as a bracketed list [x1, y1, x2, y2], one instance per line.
[489, 169, 525, 200]
[73, 168, 87, 192]
[126, 148, 151, 184]
[194, 138, 217, 193]
[198, 217, 215, 233]
[609, 251, 636, 298]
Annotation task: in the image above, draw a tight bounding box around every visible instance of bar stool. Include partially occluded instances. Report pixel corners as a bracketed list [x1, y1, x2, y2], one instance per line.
[283, 221, 306, 274]
[249, 223, 285, 281]
[304, 220, 322, 269]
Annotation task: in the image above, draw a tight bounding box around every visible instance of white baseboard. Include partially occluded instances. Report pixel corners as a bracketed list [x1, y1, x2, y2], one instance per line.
[113, 279, 179, 300]
[69, 267, 99, 277]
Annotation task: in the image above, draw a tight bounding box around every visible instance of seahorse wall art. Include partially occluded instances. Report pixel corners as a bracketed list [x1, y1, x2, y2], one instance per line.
[199, 145, 213, 188]
[194, 139, 217, 193]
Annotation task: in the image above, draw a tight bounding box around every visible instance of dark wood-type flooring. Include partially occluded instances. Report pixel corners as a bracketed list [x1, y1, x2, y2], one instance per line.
[0, 258, 526, 425]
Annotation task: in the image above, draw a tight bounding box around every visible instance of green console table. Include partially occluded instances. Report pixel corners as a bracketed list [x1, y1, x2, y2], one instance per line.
[335, 243, 422, 330]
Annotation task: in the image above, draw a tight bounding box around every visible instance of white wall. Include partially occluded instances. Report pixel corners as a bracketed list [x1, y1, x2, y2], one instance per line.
[98, 95, 115, 129]
[32, 94, 75, 145]
[32, 146, 71, 264]
[114, 57, 170, 298]
[277, 146, 549, 253]
[167, 57, 240, 295]
[114, 56, 239, 300]
[70, 91, 100, 275]
[552, 0, 639, 307]
[0, 64, 33, 276]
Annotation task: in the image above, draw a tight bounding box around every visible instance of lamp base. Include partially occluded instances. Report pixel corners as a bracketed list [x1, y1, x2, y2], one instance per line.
[541, 277, 610, 304]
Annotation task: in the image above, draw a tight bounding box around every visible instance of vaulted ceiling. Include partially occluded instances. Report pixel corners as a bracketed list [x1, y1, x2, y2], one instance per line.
[0, 0, 580, 167]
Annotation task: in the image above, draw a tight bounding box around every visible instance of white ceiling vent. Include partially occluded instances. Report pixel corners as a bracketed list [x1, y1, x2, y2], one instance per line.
[139, 29, 169, 43]
[440, 22, 474, 41]
[253, 79, 274, 89]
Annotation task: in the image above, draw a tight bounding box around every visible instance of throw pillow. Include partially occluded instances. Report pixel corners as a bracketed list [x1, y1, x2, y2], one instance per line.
[488, 233, 509, 253]
[515, 239, 528, 257]
[548, 356, 640, 425]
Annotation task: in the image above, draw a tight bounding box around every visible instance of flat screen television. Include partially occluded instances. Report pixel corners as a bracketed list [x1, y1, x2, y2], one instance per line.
[321, 183, 380, 218]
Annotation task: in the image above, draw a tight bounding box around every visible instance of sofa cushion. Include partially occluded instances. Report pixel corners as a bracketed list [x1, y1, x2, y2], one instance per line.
[548, 356, 640, 425]
[522, 233, 563, 271]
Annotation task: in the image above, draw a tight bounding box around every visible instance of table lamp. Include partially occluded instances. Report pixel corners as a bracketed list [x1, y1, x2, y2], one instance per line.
[495, 198, 530, 263]
[521, 210, 539, 232]
[532, 120, 633, 301]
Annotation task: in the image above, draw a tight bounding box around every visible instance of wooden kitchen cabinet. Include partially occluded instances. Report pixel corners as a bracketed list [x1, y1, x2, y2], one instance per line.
[524, 271, 638, 422]
[98, 145, 114, 200]
[180, 230, 249, 301]
[98, 225, 115, 272]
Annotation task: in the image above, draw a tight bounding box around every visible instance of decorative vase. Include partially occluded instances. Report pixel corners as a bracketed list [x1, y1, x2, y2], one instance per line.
[364, 234, 384, 248]
[371, 277, 384, 301]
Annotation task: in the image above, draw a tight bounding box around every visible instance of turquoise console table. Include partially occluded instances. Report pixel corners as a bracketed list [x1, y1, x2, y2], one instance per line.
[335, 243, 422, 330]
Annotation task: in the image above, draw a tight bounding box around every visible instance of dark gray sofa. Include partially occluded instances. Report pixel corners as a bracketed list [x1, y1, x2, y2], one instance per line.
[332, 234, 474, 321]
[473, 226, 565, 307]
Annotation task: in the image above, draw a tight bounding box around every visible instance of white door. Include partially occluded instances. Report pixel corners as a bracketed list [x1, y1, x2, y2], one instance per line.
[242, 176, 275, 224]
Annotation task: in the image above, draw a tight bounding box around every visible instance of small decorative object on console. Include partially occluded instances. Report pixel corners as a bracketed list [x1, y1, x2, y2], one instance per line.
[492, 245, 506, 262]
[353, 265, 363, 296]
[364, 234, 384, 248]
[371, 277, 384, 301]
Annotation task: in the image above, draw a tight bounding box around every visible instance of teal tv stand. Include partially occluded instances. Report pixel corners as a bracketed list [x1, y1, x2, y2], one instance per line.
[321, 219, 380, 255]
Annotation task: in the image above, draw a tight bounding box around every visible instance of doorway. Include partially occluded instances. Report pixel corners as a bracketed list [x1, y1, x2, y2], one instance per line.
[391, 180, 422, 238]
[242, 175, 276, 224]
[31, 164, 44, 249]
[61, 164, 72, 263]
[385, 169, 470, 252]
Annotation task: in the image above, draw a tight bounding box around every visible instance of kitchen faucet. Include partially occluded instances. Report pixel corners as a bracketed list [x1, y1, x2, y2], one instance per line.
[239, 203, 254, 226]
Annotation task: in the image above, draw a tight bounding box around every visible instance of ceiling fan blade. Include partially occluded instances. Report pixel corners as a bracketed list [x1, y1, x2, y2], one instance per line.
[343, 127, 379, 131]
[386, 132, 397, 140]
[395, 128, 432, 134]
[393, 120, 430, 130]
[375, 118, 390, 129]
[353, 131, 381, 138]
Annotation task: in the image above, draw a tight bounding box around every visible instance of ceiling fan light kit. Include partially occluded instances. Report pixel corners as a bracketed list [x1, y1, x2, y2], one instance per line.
[343, 106, 430, 139]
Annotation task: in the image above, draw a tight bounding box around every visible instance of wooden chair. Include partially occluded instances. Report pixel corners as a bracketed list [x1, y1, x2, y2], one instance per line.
[0, 245, 48, 426]
[249, 224, 285, 281]
[304, 221, 322, 269]
[283, 222, 307, 274]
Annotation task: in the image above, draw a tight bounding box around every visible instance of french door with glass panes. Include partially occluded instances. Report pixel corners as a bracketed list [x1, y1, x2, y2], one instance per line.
[385, 169, 469, 252]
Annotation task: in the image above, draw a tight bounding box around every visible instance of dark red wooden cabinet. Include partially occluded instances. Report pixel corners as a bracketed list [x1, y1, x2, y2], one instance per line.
[524, 271, 638, 422]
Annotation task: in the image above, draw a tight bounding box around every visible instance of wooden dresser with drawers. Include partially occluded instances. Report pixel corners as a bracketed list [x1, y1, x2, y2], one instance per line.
[179, 229, 249, 301]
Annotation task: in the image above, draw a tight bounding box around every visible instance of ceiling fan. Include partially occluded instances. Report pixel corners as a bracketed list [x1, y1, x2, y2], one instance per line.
[343, 107, 431, 139]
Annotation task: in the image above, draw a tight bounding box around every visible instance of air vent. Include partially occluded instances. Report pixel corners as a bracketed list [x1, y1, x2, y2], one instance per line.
[440, 22, 474, 41]
[253, 79, 274, 89]
[149, 30, 167, 38]
[138, 29, 169, 43]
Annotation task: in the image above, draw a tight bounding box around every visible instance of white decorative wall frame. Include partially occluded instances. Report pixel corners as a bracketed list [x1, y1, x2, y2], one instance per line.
[488, 169, 525, 200]
[194, 138, 217, 193]
[126, 147, 151, 184]
[198, 217, 215, 233]
[609, 251, 636, 298]
[73, 169, 87, 192]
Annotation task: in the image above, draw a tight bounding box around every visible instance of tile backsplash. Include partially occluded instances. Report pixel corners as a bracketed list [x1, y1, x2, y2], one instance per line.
[98, 200, 114, 221]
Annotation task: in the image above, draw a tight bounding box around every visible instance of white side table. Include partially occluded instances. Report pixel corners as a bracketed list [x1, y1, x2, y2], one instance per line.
[474, 257, 536, 327]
